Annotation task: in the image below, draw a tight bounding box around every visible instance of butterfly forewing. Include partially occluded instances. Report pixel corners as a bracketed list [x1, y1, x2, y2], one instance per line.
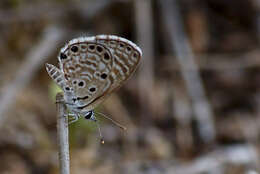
[56, 35, 142, 111]
[59, 42, 114, 109]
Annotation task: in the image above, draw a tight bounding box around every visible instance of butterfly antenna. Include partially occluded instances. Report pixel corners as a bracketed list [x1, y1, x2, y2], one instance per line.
[94, 119, 105, 144]
[95, 112, 127, 131]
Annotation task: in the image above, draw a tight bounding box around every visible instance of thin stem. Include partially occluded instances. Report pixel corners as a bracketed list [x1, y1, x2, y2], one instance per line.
[0, 26, 64, 127]
[56, 93, 70, 174]
[159, 0, 216, 143]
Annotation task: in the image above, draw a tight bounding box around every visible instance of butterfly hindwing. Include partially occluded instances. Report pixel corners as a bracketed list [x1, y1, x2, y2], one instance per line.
[45, 63, 67, 89]
[56, 35, 142, 111]
[95, 35, 142, 93]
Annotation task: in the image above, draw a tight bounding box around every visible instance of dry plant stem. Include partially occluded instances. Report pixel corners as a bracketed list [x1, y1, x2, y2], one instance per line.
[159, 0, 216, 143]
[56, 93, 70, 174]
[0, 26, 64, 127]
[171, 82, 194, 153]
[162, 50, 260, 71]
[0, 1, 111, 24]
[134, 0, 155, 123]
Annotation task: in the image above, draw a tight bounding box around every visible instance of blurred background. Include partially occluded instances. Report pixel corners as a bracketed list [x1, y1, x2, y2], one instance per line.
[0, 0, 260, 173]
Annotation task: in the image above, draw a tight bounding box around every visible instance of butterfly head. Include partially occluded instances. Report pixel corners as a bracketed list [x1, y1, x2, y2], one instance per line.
[63, 85, 74, 101]
[83, 110, 95, 121]
[62, 85, 81, 111]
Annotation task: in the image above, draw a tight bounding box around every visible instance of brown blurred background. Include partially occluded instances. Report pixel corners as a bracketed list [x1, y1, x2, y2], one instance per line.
[0, 0, 260, 173]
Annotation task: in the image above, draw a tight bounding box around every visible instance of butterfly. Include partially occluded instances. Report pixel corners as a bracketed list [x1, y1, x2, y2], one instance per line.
[45, 35, 142, 139]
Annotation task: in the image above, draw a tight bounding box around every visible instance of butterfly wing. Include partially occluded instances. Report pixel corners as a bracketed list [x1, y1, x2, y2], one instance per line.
[95, 35, 142, 93]
[58, 35, 142, 111]
[45, 63, 67, 89]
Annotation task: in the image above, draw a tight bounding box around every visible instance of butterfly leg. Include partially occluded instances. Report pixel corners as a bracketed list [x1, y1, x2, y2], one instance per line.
[68, 115, 80, 124]
[64, 113, 80, 124]
[65, 113, 77, 117]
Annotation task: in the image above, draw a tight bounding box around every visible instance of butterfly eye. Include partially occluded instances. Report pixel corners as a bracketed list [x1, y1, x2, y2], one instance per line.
[84, 111, 93, 119]
[60, 53, 67, 59]
[71, 45, 78, 52]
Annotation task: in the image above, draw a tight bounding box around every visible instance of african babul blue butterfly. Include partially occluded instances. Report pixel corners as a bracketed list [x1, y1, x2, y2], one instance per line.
[46, 35, 142, 143]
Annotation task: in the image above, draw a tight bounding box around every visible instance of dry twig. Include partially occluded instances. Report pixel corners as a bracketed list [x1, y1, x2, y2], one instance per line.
[0, 1, 111, 24]
[0, 26, 64, 127]
[134, 0, 155, 122]
[161, 50, 260, 71]
[159, 0, 216, 143]
[56, 93, 70, 174]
